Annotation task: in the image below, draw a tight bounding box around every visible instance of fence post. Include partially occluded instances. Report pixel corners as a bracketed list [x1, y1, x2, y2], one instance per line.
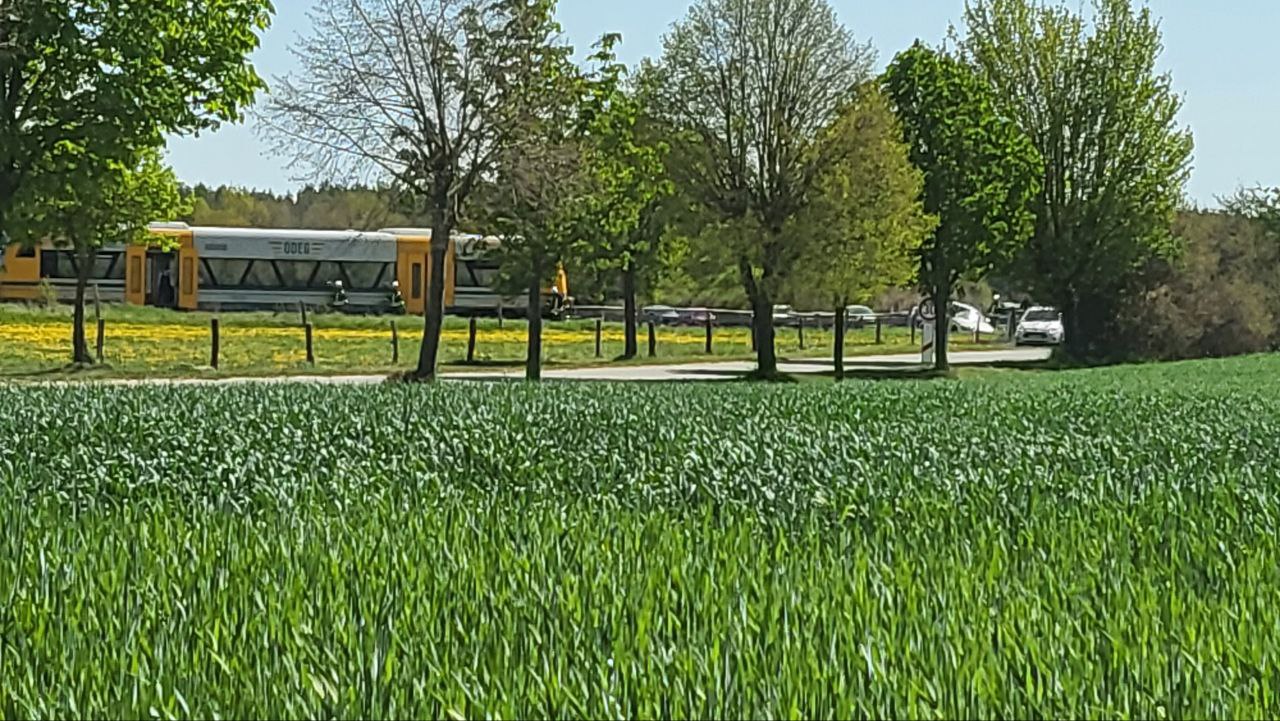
[647, 321, 656, 358]
[305, 322, 315, 365]
[467, 317, 478, 363]
[595, 317, 603, 358]
[497, 299, 504, 329]
[391, 320, 400, 364]
[298, 301, 308, 327]
[911, 320, 916, 345]
[798, 317, 806, 350]
[875, 316, 883, 345]
[95, 318, 105, 363]
[974, 321, 981, 344]
[210, 317, 220, 370]
[1007, 310, 1017, 342]
[705, 315, 713, 354]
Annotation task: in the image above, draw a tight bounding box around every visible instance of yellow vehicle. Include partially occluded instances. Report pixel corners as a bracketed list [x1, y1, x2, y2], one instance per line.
[0, 223, 570, 316]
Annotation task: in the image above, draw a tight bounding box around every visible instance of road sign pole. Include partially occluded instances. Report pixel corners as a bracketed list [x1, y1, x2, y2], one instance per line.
[922, 322, 936, 366]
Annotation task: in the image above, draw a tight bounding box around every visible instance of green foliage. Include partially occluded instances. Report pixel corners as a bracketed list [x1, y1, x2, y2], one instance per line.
[3, 358, 1280, 716]
[882, 43, 1040, 292]
[1121, 210, 1280, 359]
[882, 42, 1040, 368]
[651, 0, 876, 372]
[0, 0, 272, 239]
[1224, 186, 1280, 245]
[961, 0, 1195, 358]
[788, 84, 935, 310]
[183, 184, 426, 231]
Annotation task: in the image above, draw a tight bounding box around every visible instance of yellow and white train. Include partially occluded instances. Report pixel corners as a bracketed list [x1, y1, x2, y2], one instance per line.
[0, 223, 569, 316]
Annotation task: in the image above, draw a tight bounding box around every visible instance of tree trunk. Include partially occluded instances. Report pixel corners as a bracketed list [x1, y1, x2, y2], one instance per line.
[833, 300, 846, 382]
[413, 221, 452, 380]
[751, 291, 777, 375]
[934, 275, 952, 371]
[622, 262, 638, 359]
[739, 257, 777, 376]
[526, 269, 543, 382]
[72, 244, 93, 365]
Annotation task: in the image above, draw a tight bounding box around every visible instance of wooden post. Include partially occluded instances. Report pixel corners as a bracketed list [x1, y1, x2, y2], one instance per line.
[595, 317, 603, 358]
[647, 321, 656, 358]
[911, 320, 916, 345]
[974, 322, 981, 344]
[299, 301, 308, 327]
[467, 317, 478, 363]
[496, 299, 504, 329]
[1007, 310, 1017, 342]
[875, 316, 883, 345]
[210, 318, 220, 370]
[390, 320, 400, 364]
[95, 318, 105, 363]
[305, 322, 315, 365]
[705, 315, 713, 354]
[798, 317, 806, 350]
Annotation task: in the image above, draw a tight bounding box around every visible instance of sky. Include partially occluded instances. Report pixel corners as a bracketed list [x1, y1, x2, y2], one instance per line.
[165, 0, 1280, 208]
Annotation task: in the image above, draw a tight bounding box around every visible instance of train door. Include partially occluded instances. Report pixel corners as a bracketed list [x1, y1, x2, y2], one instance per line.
[148, 251, 178, 308]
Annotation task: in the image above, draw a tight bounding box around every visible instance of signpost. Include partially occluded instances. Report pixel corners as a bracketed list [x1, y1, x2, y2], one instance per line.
[919, 298, 937, 366]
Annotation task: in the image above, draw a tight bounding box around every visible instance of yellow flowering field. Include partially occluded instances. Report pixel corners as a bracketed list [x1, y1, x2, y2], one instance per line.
[0, 304, 942, 377]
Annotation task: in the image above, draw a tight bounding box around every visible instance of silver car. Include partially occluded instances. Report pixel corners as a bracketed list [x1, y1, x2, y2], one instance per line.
[1016, 307, 1065, 346]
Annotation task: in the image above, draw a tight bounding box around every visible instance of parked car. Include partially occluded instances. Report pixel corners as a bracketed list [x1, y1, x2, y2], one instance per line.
[772, 304, 796, 327]
[910, 301, 996, 334]
[677, 307, 717, 326]
[845, 304, 876, 328]
[1016, 307, 1065, 346]
[640, 305, 680, 326]
[949, 302, 996, 335]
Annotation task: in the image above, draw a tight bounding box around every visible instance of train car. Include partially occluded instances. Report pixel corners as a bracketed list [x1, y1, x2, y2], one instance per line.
[0, 223, 569, 316]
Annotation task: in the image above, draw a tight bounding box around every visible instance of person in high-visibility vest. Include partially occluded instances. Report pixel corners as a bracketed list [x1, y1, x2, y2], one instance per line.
[387, 280, 405, 315]
[329, 280, 349, 311]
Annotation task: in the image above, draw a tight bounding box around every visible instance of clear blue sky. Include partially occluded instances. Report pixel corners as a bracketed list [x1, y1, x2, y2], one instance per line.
[165, 0, 1279, 208]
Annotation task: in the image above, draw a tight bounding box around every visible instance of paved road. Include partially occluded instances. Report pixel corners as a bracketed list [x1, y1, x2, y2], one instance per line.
[57, 347, 1050, 387]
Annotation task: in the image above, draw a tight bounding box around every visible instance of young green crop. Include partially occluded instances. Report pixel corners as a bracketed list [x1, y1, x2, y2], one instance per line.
[1, 355, 1278, 718]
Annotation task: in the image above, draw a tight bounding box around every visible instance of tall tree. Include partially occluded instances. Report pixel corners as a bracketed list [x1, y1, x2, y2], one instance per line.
[264, 0, 572, 382]
[578, 50, 671, 360]
[789, 84, 935, 380]
[651, 0, 874, 377]
[883, 43, 1040, 370]
[14, 149, 188, 363]
[0, 0, 270, 241]
[961, 0, 1194, 359]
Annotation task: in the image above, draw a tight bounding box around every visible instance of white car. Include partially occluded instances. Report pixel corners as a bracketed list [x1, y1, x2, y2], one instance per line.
[1016, 307, 1064, 346]
[949, 302, 996, 335]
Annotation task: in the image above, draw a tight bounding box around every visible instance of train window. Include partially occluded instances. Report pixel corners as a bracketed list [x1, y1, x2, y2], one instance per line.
[411, 263, 422, 299]
[274, 261, 318, 290]
[16, 246, 35, 258]
[343, 262, 390, 290]
[199, 259, 248, 288]
[241, 261, 280, 289]
[95, 251, 124, 280]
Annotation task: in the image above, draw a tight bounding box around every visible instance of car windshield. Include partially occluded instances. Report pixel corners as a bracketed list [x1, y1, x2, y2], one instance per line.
[1025, 310, 1058, 322]
[849, 306, 873, 314]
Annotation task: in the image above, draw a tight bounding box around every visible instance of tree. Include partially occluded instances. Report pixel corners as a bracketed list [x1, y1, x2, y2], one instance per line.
[13, 149, 187, 363]
[0, 0, 270, 241]
[789, 84, 935, 380]
[1225, 186, 1280, 245]
[961, 0, 1194, 359]
[263, 0, 573, 382]
[882, 43, 1040, 370]
[650, 0, 875, 377]
[578, 51, 672, 360]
